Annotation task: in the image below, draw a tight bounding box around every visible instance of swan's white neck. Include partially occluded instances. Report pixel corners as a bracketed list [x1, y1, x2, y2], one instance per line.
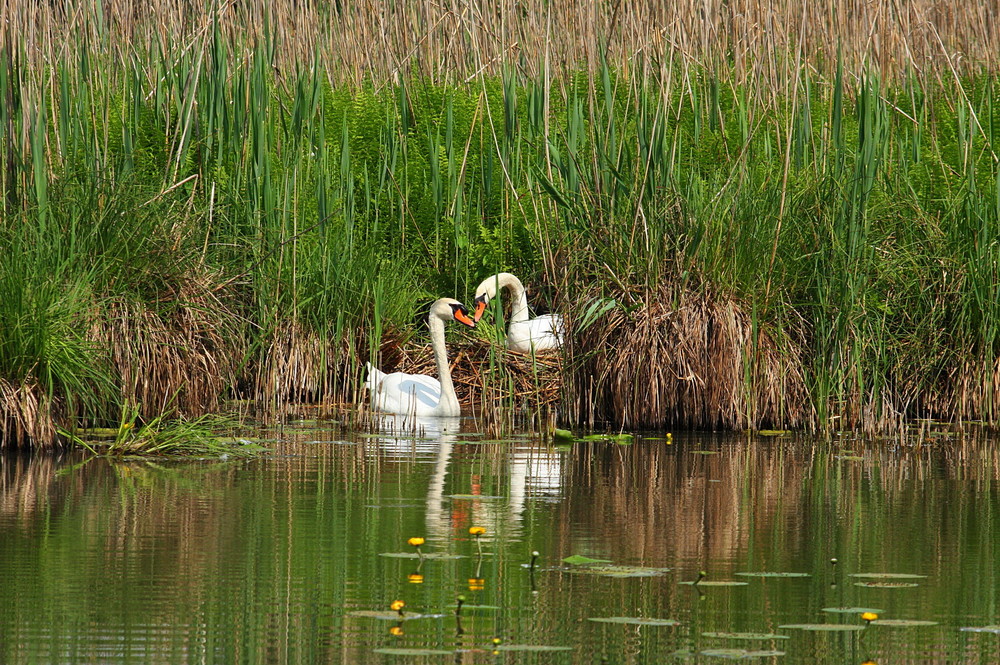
[429, 312, 460, 416]
[487, 273, 530, 324]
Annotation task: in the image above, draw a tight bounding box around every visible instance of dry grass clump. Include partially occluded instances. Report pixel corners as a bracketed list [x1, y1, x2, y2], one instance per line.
[93, 284, 242, 421]
[252, 322, 364, 412]
[0, 379, 60, 449]
[916, 356, 1000, 427]
[565, 277, 811, 431]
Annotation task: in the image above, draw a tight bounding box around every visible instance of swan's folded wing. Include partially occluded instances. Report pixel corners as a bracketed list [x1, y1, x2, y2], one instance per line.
[508, 315, 563, 352]
[370, 371, 443, 415]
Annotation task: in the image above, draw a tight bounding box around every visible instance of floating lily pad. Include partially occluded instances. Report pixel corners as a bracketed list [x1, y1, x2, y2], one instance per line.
[849, 573, 927, 579]
[691, 450, 718, 455]
[778, 624, 865, 632]
[346, 610, 428, 621]
[588, 617, 680, 626]
[552, 429, 575, 442]
[757, 430, 792, 436]
[961, 626, 1000, 633]
[735, 572, 810, 578]
[853, 581, 919, 588]
[821, 607, 885, 614]
[583, 433, 634, 444]
[379, 552, 465, 560]
[562, 554, 613, 566]
[702, 632, 790, 640]
[567, 565, 671, 578]
[870, 619, 938, 627]
[700, 649, 786, 659]
[372, 647, 455, 656]
[494, 645, 573, 652]
[679, 580, 749, 586]
[373, 648, 455, 656]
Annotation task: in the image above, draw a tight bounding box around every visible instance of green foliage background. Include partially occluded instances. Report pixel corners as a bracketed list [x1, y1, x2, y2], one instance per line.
[3, 23, 1000, 442]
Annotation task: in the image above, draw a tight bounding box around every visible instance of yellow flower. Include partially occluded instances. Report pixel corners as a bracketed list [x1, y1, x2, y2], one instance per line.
[389, 626, 404, 637]
[390, 600, 405, 612]
[407, 537, 425, 547]
[861, 612, 878, 623]
[468, 577, 485, 591]
[407, 573, 424, 584]
[469, 526, 486, 536]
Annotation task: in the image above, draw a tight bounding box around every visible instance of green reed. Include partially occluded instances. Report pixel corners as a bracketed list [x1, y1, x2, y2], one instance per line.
[3, 8, 1000, 446]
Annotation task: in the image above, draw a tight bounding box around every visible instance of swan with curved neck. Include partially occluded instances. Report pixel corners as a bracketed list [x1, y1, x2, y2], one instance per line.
[366, 298, 475, 417]
[472, 273, 564, 353]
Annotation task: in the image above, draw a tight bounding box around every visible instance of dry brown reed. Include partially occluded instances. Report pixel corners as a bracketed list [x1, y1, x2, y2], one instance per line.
[253, 321, 366, 413]
[4, 1, 997, 88]
[92, 282, 242, 421]
[0, 378, 60, 449]
[565, 274, 811, 431]
[917, 356, 1000, 428]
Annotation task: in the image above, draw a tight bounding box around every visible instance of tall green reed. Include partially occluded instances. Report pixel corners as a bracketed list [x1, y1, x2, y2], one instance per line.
[5, 5, 1000, 445]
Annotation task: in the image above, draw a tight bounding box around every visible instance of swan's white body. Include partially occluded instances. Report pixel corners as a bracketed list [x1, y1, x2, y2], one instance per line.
[365, 298, 474, 417]
[474, 273, 564, 353]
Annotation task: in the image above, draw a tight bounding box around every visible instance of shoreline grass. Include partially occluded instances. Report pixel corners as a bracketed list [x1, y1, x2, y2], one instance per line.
[2, 3, 1000, 447]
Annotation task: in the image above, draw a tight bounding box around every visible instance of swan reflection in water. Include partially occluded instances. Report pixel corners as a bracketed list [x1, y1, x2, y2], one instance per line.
[425, 439, 563, 543]
[363, 415, 564, 542]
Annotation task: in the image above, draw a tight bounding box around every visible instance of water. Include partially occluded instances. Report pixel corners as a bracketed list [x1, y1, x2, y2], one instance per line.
[2, 420, 1000, 663]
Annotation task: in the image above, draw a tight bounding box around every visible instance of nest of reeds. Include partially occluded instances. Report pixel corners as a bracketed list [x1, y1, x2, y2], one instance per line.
[390, 337, 563, 414]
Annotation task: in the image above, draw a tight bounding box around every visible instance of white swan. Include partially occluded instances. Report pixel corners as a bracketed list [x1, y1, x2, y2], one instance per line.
[472, 273, 564, 353]
[365, 298, 475, 417]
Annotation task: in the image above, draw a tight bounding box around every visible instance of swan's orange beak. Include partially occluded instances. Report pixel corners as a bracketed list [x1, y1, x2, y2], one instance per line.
[472, 296, 488, 323]
[452, 305, 476, 328]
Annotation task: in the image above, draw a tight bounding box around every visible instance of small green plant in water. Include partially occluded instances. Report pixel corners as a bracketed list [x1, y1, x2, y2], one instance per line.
[64, 402, 256, 457]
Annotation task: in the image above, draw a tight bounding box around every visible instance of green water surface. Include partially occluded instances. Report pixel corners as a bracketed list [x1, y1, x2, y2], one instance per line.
[1, 421, 999, 663]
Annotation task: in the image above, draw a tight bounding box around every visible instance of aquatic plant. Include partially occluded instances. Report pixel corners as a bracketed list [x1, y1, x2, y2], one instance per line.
[3, 2, 1000, 448]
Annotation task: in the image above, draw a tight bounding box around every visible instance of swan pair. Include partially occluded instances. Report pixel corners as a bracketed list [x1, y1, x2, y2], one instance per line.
[365, 273, 563, 417]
